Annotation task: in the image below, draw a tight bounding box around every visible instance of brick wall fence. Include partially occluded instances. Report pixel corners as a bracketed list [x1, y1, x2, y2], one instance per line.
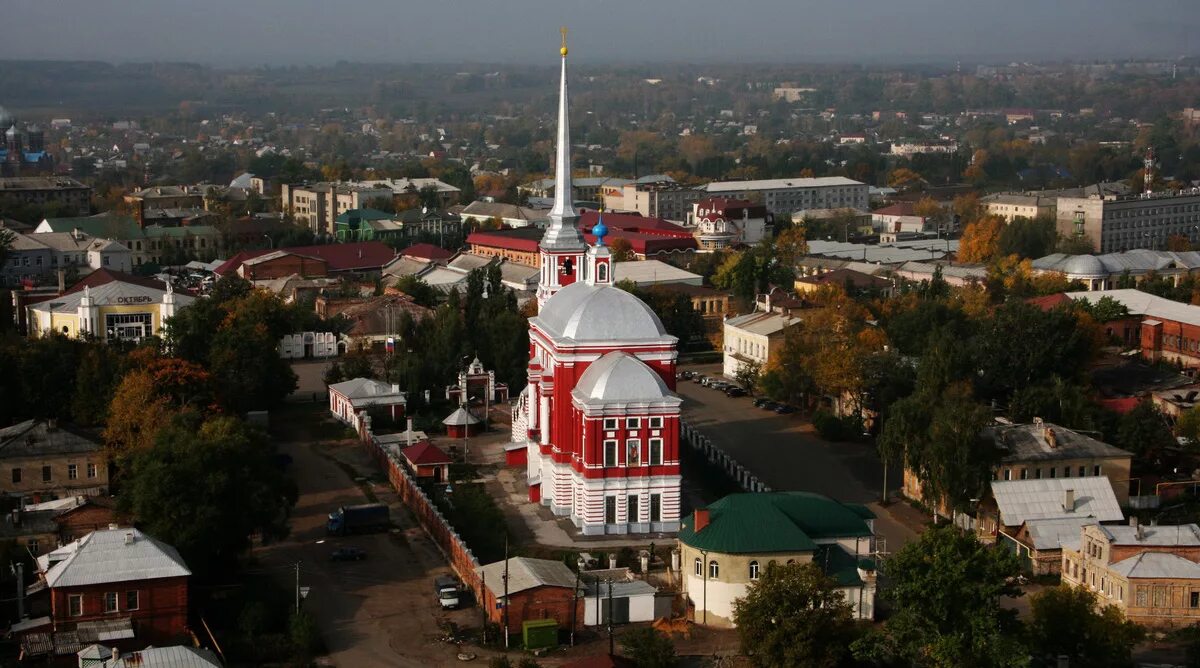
[354, 413, 485, 599]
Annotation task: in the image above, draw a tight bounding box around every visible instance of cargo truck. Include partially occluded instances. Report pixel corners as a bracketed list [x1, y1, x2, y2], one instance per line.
[326, 503, 390, 535]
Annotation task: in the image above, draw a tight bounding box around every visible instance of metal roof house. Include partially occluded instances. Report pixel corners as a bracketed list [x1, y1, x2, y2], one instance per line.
[677, 492, 878, 627]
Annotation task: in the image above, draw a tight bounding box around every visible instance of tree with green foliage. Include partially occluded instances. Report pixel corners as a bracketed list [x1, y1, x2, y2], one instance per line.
[164, 275, 297, 412]
[119, 414, 296, 579]
[735, 359, 762, 394]
[854, 525, 1025, 668]
[997, 215, 1057, 260]
[972, 301, 1095, 403]
[70, 343, 126, 426]
[733, 561, 855, 668]
[1078, 295, 1131, 323]
[393, 275, 440, 308]
[289, 609, 323, 661]
[620, 627, 677, 668]
[1027, 585, 1144, 668]
[1007, 376, 1099, 430]
[1116, 399, 1175, 461]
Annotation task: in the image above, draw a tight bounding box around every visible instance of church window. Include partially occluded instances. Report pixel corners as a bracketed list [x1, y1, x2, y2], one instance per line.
[649, 417, 663, 429]
[650, 494, 661, 522]
[749, 561, 760, 580]
[649, 439, 663, 465]
[626, 418, 641, 430]
[596, 262, 608, 282]
[708, 561, 719, 578]
[603, 418, 618, 431]
[603, 440, 618, 467]
[694, 558, 702, 576]
[626, 439, 641, 466]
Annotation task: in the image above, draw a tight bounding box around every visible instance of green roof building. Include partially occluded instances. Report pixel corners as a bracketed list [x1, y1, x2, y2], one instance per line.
[677, 492, 878, 627]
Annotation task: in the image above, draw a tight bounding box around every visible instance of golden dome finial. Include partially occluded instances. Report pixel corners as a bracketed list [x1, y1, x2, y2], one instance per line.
[560, 26, 568, 57]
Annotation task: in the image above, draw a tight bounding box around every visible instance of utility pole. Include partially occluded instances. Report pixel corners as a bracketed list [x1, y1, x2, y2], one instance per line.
[13, 562, 23, 620]
[295, 562, 300, 615]
[569, 569, 579, 646]
[606, 577, 614, 656]
[502, 536, 510, 649]
[481, 571, 488, 645]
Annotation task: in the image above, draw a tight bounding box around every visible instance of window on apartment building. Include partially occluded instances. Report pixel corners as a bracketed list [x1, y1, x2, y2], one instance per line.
[67, 464, 77, 480]
[69, 595, 83, 617]
[1048, 467, 1056, 479]
[708, 560, 720, 579]
[625, 418, 641, 430]
[103, 592, 118, 613]
[649, 439, 663, 466]
[1034, 468, 1042, 479]
[1154, 587, 1166, 607]
[1093, 465, 1101, 476]
[1063, 466, 1070, 478]
[603, 441, 618, 467]
[87, 463, 97, 479]
[27, 539, 38, 555]
[749, 561, 760, 580]
[626, 439, 641, 466]
[1079, 465, 1087, 477]
[603, 418, 618, 431]
[1003, 469, 1011, 481]
[1019, 468, 1028, 480]
[126, 590, 139, 611]
[694, 558, 702, 576]
[650, 494, 661, 523]
[649, 417, 663, 429]
[11, 469, 20, 484]
[41, 466, 51, 483]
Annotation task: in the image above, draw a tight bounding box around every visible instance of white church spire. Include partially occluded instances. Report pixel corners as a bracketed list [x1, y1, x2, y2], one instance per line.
[539, 27, 586, 251]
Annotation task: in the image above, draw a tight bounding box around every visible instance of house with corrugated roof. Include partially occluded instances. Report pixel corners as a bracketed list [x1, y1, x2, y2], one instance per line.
[24, 527, 191, 647]
[677, 492, 878, 627]
[1062, 520, 1200, 626]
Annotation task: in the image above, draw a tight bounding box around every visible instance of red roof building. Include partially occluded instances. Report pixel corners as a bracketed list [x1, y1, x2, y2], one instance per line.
[214, 241, 397, 276]
[401, 441, 452, 482]
[467, 212, 696, 265]
[400, 243, 453, 262]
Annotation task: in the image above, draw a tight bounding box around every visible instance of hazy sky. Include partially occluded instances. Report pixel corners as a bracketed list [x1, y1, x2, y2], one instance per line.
[4, 0, 1197, 65]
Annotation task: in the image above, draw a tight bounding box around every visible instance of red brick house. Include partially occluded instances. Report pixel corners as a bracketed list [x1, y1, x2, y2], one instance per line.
[36, 527, 190, 644]
[401, 441, 452, 482]
[475, 557, 582, 638]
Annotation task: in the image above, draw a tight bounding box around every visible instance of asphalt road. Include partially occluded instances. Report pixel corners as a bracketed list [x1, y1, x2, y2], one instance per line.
[676, 364, 918, 555]
[676, 367, 888, 504]
[256, 435, 484, 667]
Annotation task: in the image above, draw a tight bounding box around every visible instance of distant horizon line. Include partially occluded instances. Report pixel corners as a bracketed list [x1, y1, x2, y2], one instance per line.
[1, 53, 1197, 70]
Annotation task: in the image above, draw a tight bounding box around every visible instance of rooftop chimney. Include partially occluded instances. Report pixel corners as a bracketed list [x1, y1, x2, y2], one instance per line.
[107, 522, 119, 531]
[1137, 523, 1146, 541]
[124, 532, 135, 545]
[1063, 489, 1075, 512]
[693, 508, 710, 533]
[1129, 516, 1139, 528]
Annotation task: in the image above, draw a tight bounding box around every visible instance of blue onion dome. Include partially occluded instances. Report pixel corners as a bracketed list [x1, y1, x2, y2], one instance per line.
[592, 213, 608, 247]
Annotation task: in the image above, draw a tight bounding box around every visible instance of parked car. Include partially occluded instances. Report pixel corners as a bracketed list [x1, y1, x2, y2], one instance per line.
[331, 547, 367, 562]
[679, 370, 695, 380]
[698, 376, 711, 386]
[773, 404, 798, 414]
[761, 401, 781, 411]
[725, 387, 747, 397]
[710, 381, 729, 391]
[435, 575, 461, 609]
[753, 398, 771, 408]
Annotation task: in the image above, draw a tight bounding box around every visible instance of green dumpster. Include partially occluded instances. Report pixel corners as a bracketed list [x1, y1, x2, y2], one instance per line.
[522, 618, 558, 650]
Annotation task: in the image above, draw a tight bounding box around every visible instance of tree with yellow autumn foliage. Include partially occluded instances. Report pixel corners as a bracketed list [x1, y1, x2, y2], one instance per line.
[957, 216, 1005, 263]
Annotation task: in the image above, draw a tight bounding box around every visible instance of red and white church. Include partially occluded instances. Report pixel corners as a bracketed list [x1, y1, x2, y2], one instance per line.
[510, 33, 683, 535]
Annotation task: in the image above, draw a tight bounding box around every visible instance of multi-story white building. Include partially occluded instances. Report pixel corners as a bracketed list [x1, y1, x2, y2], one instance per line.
[1056, 189, 1200, 253]
[282, 178, 460, 234]
[983, 193, 1056, 222]
[603, 181, 703, 224]
[688, 197, 772, 250]
[722, 311, 801, 379]
[698, 177, 867, 218]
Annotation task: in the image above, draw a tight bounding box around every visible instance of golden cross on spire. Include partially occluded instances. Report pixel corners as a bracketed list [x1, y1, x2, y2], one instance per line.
[560, 26, 568, 57]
